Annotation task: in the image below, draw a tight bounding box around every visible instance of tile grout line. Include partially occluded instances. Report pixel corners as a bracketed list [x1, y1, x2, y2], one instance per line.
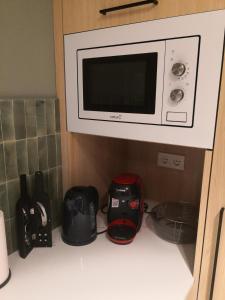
[23, 99, 29, 176]
[9, 99, 18, 252]
[34, 99, 38, 140]
[0, 109, 9, 219]
[25, 136, 28, 176]
[45, 101, 50, 173]
[3, 100, 13, 252]
[56, 101, 59, 215]
[12, 99, 19, 177]
[22, 98, 27, 139]
[0, 133, 59, 144]
[35, 98, 39, 173]
[53, 98, 56, 137]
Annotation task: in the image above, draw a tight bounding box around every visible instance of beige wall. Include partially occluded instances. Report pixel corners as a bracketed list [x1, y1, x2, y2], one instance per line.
[0, 0, 56, 97]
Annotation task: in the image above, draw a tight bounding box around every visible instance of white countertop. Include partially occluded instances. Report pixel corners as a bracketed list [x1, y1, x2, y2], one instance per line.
[0, 214, 193, 300]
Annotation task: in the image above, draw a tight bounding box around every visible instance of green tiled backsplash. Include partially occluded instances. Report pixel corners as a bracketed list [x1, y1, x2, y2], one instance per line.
[0, 98, 63, 254]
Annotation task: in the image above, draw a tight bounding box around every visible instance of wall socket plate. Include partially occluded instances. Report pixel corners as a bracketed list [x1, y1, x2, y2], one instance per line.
[157, 152, 185, 171]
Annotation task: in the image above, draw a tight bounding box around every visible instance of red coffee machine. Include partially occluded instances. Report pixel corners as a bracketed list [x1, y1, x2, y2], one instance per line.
[107, 174, 143, 244]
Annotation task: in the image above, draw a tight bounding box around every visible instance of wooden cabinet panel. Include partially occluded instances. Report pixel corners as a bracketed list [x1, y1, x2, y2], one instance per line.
[63, 0, 225, 34]
[210, 208, 225, 300]
[198, 55, 225, 300]
[190, 151, 212, 300]
[69, 133, 128, 202]
[209, 207, 225, 300]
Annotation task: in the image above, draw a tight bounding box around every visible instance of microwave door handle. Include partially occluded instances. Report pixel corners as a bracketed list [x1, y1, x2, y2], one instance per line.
[99, 0, 158, 15]
[209, 207, 225, 300]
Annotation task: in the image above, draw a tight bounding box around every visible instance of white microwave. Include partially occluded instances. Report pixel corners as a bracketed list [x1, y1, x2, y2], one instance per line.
[64, 10, 225, 149]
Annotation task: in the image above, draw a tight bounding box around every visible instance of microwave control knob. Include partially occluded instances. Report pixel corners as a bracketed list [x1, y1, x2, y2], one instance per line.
[170, 89, 184, 103]
[172, 63, 186, 77]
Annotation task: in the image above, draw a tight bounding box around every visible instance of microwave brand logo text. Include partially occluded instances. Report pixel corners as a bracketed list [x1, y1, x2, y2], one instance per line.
[110, 114, 122, 120]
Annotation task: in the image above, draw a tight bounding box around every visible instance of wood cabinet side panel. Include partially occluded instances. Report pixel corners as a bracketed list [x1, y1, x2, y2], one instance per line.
[190, 151, 212, 300]
[212, 211, 225, 300]
[198, 54, 225, 300]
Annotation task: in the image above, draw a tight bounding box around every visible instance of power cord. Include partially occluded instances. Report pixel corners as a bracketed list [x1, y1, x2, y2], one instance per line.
[144, 202, 154, 215]
[100, 204, 108, 214]
[97, 229, 107, 235]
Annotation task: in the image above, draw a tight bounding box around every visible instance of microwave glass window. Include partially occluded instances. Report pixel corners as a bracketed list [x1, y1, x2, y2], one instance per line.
[82, 53, 158, 114]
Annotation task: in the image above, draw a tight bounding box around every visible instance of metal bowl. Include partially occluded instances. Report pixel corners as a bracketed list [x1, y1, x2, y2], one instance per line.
[151, 202, 198, 244]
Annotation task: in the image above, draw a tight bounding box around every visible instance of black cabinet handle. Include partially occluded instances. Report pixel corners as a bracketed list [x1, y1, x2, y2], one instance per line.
[99, 0, 158, 16]
[209, 207, 224, 300]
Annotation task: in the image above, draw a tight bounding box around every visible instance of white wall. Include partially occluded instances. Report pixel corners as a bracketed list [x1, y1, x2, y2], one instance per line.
[0, 0, 56, 97]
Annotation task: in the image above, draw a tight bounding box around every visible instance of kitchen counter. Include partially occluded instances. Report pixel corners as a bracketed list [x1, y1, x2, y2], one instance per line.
[0, 214, 193, 300]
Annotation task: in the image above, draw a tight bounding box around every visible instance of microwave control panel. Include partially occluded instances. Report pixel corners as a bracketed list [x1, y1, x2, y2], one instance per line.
[162, 36, 200, 127]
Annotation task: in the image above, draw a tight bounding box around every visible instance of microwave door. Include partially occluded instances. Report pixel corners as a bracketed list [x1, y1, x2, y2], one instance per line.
[77, 41, 165, 125]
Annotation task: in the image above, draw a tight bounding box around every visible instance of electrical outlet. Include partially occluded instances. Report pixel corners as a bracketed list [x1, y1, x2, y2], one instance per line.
[157, 152, 185, 171]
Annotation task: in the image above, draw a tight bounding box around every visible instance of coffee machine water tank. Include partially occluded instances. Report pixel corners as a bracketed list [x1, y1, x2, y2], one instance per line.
[62, 186, 98, 246]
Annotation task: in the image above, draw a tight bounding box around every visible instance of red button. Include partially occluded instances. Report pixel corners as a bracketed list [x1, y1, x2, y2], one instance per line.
[129, 200, 139, 209]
